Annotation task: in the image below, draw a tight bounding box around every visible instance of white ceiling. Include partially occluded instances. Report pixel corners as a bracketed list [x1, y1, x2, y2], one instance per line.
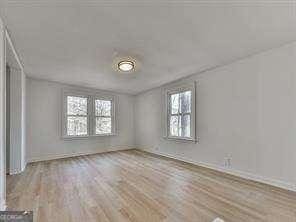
[1, 1, 296, 94]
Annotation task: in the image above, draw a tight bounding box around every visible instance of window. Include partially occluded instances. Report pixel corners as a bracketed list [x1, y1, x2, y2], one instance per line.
[169, 91, 191, 137]
[165, 83, 196, 141]
[62, 90, 116, 138]
[66, 96, 88, 136]
[94, 99, 112, 135]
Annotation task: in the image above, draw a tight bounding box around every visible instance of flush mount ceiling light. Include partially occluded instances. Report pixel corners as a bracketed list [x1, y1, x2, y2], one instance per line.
[118, 60, 135, 72]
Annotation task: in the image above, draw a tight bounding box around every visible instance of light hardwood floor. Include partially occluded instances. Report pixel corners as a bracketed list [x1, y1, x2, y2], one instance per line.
[6, 149, 296, 222]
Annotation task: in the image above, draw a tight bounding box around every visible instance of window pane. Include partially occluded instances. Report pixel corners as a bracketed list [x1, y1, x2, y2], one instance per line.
[170, 93, 179, 114]
[95, 100, 111, 116]
[67, 96, 87, 115]
[170, 115, 179, 136]
[181, 114, 191, 137]
[180, 91, 191, 113]
[96, 117, 112, 134]
[67, 116, 87, 136]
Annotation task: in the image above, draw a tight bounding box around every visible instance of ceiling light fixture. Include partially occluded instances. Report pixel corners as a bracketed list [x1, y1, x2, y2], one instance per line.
[118, 60, 135, 72]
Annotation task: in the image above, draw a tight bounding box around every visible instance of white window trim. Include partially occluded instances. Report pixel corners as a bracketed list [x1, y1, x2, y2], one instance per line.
[62, 89, 117, 139]
[164, 82, 197, 142]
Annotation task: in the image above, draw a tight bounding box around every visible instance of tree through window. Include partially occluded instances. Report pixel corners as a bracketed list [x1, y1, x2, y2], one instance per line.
[66, 96, 88, 136]
[63, 91, 116, 138]
[95, 99, 112, 134]
[169, 91, 191, 138]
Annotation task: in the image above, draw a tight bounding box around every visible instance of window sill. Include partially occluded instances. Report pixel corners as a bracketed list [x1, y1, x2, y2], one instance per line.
[164, 136, 198, 143]
[62, 133, 117, 140]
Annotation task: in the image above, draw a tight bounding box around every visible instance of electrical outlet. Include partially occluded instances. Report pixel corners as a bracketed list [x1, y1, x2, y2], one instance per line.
[223, 158, 228, 167]
[223, 157, 231, 167]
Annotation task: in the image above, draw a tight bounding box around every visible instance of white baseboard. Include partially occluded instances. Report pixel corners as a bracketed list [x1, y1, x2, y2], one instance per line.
[140, 149, 296, 193]
[9, 168, 23, 175]
[21, 162, 26, 172]
[0, 200, 6, 211]
[7, 163, 27, 175]
[27, 147, 136, 163]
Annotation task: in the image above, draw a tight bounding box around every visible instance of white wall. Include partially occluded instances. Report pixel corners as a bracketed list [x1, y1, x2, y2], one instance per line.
[26, 78, 135, 162]
[0, 16, 6, 211]
[135, 42, 296, 191]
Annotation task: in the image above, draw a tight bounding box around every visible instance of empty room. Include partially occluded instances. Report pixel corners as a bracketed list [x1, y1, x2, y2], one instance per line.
[0, 1, 296, 221]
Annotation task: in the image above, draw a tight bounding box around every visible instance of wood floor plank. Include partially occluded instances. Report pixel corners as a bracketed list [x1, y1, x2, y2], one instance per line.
[6, 150, 296, 222]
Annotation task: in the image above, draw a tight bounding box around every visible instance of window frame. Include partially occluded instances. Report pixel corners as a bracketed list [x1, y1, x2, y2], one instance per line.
[62, 89, 116, 139]
[164, 82, 196, 142]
